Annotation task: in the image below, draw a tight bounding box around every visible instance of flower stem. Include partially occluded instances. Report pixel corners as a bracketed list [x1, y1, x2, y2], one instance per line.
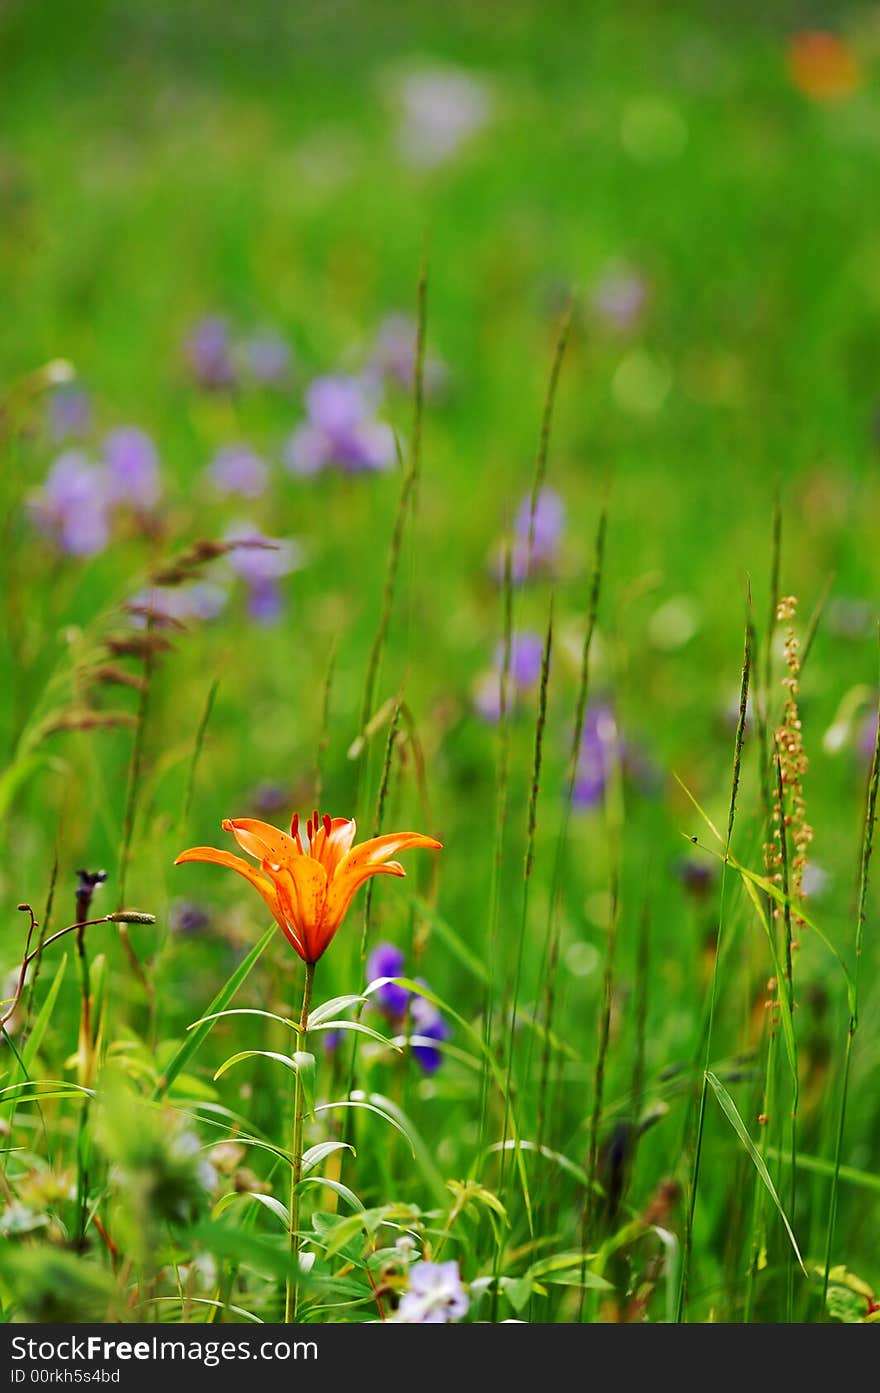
[286, 959, 315, 1323]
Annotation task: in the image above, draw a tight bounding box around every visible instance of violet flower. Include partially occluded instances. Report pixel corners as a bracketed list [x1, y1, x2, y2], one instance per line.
[207, 444, 269, 499]
[371, 313, 448, 397]
[491, 487, 565, 584]
[571, 703, 620, 809]
[103, 428, 161, 512]
[284, 375, 395, 476]
[28, 452, 111, 556]
[365, 941, 449, 1074]
[185, 316, 236, 389]
[473, 630, 545, 723]
[240, 331, 293, 386]
[224, 522, 303, 625]
[393, 1260, 469, 1323]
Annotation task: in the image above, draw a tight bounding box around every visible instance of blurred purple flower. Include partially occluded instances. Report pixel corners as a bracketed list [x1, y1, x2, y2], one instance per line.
[28, 452, 110, 556]
[249, 780, 291, 816]
[284, 375, 396, 476]
[394, 67, 493, 169]
[185, 316, 236, 389]
[224, 522, 303, 626]
[572, 702, 659, 808]
[473, 630, 544, 722]
[673, 856, 716, 900]
[371, 313, 448, 396]
[169, 899, 211, 936]
[48, 386, 91, 442]
[103, 428, 161, 512]
[393, 1260, 469, 1323]
[364, 944, 448, 1074]
[410, 995, 450, 1075]
[240, 331, 293, 386]
[572, 703, 620, 809]
[591, 264, 648, 332]
[367, 942, 410, 1018]
[128, 583, 228, 627]
[492, 488, 565, 584]
[208, 444, 269, 499]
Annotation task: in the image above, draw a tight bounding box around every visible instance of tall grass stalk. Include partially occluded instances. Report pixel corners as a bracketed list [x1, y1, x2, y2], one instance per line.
[490, 601, 552, 1320]
[355, 263, 426, 817]
[773, 742, 799, 1321]
[479, 545, 513, 1146]
[821, 680, 880, 1309]
[676, 612, 753, 1321]
[535, 507, 606, 1161]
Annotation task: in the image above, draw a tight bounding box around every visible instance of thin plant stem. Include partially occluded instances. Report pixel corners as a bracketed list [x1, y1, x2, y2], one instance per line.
[677, 611, 753, 1321]
[821, 677, 880, 1308]
[286, 958, 316, 1324]
[490, 600, 552, 1321]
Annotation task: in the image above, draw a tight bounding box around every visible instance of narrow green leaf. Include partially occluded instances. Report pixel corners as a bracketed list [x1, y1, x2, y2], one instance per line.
[706, 1070, 806, 1274]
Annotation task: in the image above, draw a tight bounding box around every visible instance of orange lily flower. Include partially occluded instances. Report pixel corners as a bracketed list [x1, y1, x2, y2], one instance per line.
[175, 810, 442, 964]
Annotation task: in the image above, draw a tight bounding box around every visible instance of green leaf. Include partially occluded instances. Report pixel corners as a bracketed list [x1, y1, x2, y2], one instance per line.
[213, 1049, 303, 1082]
[154, 925, 275, 1098]
[188, 1007, 299, 1034]
[307, 995, 366, 1029]
[313, 1096, 416, 1157]
[213, 1191, 290, 1229]
[302, 1140, 355, 1174]
[706, 1070, 806, 1274]
[310, 1019, 401, 1050]
[295, 1176, 364, 1213]
[22, 953, 68, 1073]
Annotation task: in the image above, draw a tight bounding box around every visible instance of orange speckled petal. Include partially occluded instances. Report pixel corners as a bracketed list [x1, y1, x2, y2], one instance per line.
[274, 856, 329, 962]
[323, 832, 442, 941]
[222, 818, 301, 865]
[175, 846, 284, 927]
[311, 817, 357, 876]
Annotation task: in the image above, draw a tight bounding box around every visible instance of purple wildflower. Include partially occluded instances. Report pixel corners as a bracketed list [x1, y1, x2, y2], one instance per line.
[103, 428, 161, 512]
[365, 945, 448, 1074]
[240, 331, 293, 386]
[371, 313, 448, 397]
[591, 264, 649, 332]
[410, 995, 450, 1075]
[492, 487, 565, 584]
[859, 709, 879, 764]
[393, 1260, 469, 1323]
[185, 316, 236, 389]
[207, 444, 269, 499]
[673, 856, 716, 900]
[48, 386, 91, 442]
[28, 452, 110, 556]
[224, 522, 303, 625]
[249, 781, 291, 816]
[284, 375, 396, 476]
[473, 630, 545, 722]
[366, 942, 410, 1019]
[169, 900, 211, 936]
[128, 583, 228, 627]
[572, 703, 619, 809]
[394, 67, 493, 169]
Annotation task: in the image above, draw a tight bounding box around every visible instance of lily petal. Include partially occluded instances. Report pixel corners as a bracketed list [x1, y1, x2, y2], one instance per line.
[175, 846, 284, 926]
[323, 833, 442, 941]
[222, 817, 301, 865]
[310, 816, 357, 876]
[274, 856, 329, 962]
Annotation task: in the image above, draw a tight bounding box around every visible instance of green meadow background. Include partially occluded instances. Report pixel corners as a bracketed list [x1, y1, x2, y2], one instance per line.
[1, 0, 879, 1323]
